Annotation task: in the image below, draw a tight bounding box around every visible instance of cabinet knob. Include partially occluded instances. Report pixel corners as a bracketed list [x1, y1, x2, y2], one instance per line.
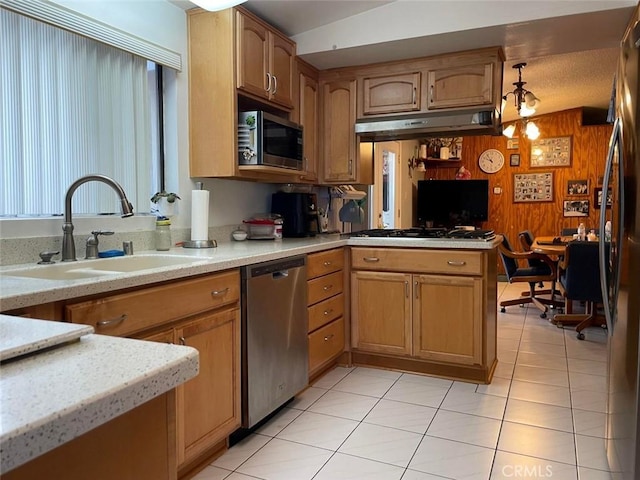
[323, 261, 332, 266]
[97, 314, 127, 327]
[179, 336, 186, 345]
[322, 284, 333, 291]
[324, 334, 334, 341]
[323, 308, 334, 316]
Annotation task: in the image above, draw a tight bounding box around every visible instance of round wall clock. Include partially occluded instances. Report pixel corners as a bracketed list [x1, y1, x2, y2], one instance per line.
[478, 149, 505, 174]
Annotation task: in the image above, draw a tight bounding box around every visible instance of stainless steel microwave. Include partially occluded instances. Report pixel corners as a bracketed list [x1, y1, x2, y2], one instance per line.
[238, 111, 303, 170]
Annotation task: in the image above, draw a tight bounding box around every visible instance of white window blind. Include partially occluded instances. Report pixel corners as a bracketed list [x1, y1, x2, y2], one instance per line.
[0, 8, 153, 216]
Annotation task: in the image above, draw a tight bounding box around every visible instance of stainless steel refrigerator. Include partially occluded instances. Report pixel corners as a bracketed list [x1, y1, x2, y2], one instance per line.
[600, 4, 640, 479]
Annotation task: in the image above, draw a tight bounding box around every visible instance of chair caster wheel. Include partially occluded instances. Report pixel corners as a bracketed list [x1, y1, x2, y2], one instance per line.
[540, 312, 547, 319]
[577, 333, 585, 340]
[500, 307, 506, 313]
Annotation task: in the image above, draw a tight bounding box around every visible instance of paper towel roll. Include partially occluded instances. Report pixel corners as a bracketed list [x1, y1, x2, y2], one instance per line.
[191, 189, 210, 241]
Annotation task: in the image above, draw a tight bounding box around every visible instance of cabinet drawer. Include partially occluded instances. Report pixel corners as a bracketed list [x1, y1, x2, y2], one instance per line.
[307, 271, 343, 306]
[66, 270, 240, 337]
[309, 317, 344, 373]
[351, 248, 482, 275]
[307, 248, 344, 279]
[308, 293, 344, 333]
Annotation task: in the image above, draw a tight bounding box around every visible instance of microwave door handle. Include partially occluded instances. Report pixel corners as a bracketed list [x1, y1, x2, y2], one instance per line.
[599, 117, 622, 333]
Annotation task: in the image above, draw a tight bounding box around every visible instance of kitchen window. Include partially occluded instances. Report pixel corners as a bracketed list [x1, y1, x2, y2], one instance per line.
[0, 7, 170, 217]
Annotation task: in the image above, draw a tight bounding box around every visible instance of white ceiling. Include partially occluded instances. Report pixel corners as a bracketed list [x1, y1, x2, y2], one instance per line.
[239, 0, 636, 123]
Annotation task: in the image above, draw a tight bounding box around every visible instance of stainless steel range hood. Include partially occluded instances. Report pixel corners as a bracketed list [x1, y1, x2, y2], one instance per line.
[354, 108, 502, 141]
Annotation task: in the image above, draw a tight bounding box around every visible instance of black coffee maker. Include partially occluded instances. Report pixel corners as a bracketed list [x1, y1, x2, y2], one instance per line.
[271, 191, 321, 237]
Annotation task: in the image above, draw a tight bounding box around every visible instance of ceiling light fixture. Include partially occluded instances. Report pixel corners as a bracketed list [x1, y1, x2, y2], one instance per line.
[191, 0, 247, 12]
[502, 62, 541, 140]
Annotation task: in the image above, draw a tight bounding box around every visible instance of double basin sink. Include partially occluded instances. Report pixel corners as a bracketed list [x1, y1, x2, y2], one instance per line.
[4, 254, 209, 281]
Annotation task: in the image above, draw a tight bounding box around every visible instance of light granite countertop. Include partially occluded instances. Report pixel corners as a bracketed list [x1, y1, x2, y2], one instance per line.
[0, 315, 199, 473]
[0, 235, 501, 311]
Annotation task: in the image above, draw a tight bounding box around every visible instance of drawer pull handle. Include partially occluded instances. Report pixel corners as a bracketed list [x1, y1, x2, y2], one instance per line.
[324, 334, 334, 341]
[323, 261, 332, 266]
[211, 287, 230, 297]
[415, 281, 419, 299]
[179, 336, 186, 345]
[447, 261, 467, 266]
[97, 314, 127, 327]
[363, 257, 380, 262]
[323, 284, 333, 291]
[323, 308, 334, 316]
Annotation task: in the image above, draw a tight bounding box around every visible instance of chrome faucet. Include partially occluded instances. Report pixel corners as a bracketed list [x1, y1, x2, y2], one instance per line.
[62, 175, 134, 262]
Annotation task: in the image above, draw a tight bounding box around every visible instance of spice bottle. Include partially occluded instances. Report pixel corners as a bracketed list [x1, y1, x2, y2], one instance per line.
[155, 217, 172, 251]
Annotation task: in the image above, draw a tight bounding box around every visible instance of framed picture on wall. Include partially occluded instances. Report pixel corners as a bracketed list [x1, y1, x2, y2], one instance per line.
[530, 136, 572, 167]
[563, 200, 590, 217]
[507, 138, 519, 150]
[513, 172, 554, 203]
[594, 187, 613, 209]
[567, 179, 589, 196]
[510, 154, 520, 167]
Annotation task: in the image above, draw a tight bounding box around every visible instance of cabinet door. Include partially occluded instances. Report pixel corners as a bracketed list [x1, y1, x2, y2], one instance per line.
[351, 271, 411, 355]
[269, 32, 295, 108]
[176, 307, 240, 466]
[299, 68, 319, 181]
[321, 78, 357, 182]
[427, 63, 493, 109]
[236, 11, 269, 101]
[413, 274, 483, 365]
[362, 72, 420, 116]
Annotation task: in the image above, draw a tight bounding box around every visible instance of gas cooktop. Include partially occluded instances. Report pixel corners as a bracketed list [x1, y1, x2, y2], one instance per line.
[349, 228, 496, 240]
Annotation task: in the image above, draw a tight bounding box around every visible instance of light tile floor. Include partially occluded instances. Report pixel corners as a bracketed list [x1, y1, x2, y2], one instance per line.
[193, 282, 616, 480]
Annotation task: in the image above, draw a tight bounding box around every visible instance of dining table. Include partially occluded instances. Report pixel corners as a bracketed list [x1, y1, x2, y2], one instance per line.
[531, 236, 573, 256]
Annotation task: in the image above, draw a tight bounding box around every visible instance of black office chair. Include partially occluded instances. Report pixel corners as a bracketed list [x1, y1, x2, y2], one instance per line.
[518, 230, 562, 303]
[498, 235, 558, 318]
[553, 241, 608, 339]
[561, 228, 578, 236]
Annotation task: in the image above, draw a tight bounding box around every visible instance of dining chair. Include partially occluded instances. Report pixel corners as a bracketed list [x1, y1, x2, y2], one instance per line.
[553, 241, 608, 339]
[498, 235, 558, 318]
[518, 230, 562, 302]
[561, 227, 578, 236]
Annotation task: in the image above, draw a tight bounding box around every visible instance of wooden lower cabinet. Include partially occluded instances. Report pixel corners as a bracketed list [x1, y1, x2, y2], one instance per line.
[175, 308, 240, 467]
[4, 393, 176, 480]
[351, 271, 411, 355]
[413, 274, 483, 365]
[350, 247, 497, 383]
[65, 270, 242, 476]
[307, 248, 346, 378]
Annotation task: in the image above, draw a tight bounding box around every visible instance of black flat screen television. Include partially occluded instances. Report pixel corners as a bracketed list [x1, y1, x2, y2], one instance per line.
[417, 179, 489, 228]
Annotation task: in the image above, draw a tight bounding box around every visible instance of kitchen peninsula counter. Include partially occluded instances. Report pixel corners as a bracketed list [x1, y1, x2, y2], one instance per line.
[0, 235, 501, 312]
[0, 314, 198, 475]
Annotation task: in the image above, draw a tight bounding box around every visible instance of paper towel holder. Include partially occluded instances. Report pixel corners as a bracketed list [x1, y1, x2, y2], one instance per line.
[183, 182, 217, 249]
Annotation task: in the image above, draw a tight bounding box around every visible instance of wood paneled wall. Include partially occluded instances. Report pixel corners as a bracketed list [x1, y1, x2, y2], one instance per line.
[421, 108, 612, 247]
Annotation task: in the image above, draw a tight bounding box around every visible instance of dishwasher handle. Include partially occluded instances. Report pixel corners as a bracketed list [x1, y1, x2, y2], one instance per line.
[272, 270, 289, 279]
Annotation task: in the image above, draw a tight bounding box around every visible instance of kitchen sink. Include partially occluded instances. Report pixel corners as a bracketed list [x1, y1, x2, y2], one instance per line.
[4, 254, 209, 281]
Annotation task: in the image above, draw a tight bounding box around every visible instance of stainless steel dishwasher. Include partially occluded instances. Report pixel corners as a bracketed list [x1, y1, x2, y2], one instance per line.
[241, 255, 308, 428]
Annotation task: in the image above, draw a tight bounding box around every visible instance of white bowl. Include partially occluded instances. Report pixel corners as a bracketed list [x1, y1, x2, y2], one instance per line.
[232, 230, 248, 241]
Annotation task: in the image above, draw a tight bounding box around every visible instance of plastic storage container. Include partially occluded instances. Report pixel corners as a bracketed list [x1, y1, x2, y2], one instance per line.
[155, 217, 172, 251]
[243, 214, 283, 240]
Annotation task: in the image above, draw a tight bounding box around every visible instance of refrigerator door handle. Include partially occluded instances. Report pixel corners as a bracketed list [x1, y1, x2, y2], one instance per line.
[599, 117, 623, 333]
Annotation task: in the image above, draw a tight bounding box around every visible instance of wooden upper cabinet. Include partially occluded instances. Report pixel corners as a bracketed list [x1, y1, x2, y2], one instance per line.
[427, 62, 494, 110]
[321, 78, 358, 182]
[361, 72, 421, 116]
[236, 10, 295, 109]
[296, 59, 319, 182]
